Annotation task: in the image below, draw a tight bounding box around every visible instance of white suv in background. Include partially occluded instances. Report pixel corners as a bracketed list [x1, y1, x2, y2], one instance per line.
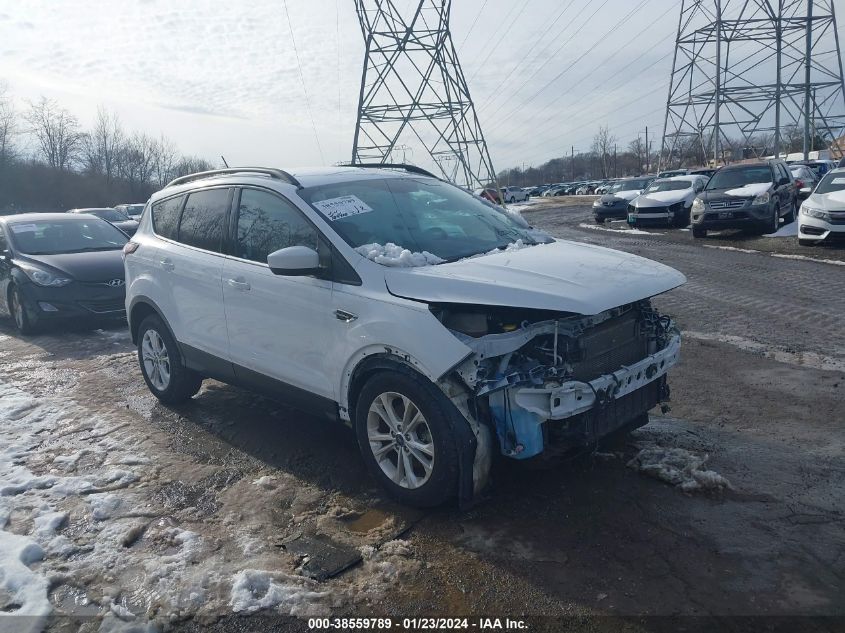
[124, 166, 685, 506]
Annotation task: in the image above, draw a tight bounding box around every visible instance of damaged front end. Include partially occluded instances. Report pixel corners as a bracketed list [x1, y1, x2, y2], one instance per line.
[433, 300, 680, 461]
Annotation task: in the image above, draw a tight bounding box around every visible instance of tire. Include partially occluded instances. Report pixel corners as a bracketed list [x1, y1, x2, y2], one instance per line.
[784, 199, 797, 223]
[8, 285, 39, 335]
[137, 314, 203, 404]
[354, 370, 461, 507]
[595, 217, 604, 225]
[692, 225, 707, 238]
[762, 205, 779, 235]
[508, 197, 515, 204]
[798, 238, 816, 246]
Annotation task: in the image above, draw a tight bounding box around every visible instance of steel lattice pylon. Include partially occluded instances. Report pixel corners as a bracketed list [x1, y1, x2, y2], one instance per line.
[660, 0, 845, 168]
[351, 0, 498, 189]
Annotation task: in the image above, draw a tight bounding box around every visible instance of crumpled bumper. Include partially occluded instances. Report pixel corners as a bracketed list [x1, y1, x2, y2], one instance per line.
[514, 332, 681, 419]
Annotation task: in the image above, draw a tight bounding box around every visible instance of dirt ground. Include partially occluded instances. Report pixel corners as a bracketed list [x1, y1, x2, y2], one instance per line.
[0, 200, 843, 632]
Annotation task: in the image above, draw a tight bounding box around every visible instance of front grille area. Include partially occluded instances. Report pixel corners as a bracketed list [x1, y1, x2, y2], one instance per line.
[708, 199, 747, 210]
[571, 311, 649, 381]
[78, 299, 126, 314]
[705, 211, 749, 220]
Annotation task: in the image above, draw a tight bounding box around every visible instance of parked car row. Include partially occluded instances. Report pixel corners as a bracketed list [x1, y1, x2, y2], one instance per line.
[590, 158, 845, 245]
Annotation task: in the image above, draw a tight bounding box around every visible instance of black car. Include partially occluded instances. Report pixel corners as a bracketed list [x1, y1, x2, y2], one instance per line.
[690, 168, 718, 178]
[690, 160, 797, 237]
[68, 207, 139, 236]
[592, 177, 654, 223]
[0, 213, 128, 334]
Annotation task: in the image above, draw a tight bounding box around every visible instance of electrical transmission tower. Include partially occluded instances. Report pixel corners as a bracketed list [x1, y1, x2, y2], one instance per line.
[351, 0, 498, 189]
[660, 0, 845, 168]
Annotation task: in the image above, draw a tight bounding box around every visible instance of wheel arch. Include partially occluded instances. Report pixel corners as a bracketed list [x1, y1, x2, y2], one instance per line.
[128, 296, 177, 347]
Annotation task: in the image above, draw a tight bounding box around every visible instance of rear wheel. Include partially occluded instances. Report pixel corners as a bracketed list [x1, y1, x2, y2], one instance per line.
[784, 199, 797, 223]
[692, 225, 707, 238]
[137, 315, 203, 404]
[354, 371, 461, 507]
[8, 285, 38, 335]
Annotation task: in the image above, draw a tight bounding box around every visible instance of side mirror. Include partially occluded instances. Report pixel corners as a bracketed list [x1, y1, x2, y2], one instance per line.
[799, 186, 812, 198]
[267, 246, 320, 276]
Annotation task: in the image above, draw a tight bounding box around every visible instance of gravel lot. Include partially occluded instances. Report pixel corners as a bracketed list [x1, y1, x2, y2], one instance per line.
[0, 199, 843, 631]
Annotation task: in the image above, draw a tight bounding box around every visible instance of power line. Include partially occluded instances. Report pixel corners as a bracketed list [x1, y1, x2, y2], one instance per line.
[281, 0, 325, 163]
[474, 0, 578, 112]
[483, 0, 654, 126]
[457, 0, 490, 52]
[466, 0, 535, 85]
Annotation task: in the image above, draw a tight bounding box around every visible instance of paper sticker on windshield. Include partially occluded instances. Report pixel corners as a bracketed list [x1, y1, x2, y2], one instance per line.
[10, 223, 38, 233]
[313, 195, 373, 221]
[831, 178, 845, 185]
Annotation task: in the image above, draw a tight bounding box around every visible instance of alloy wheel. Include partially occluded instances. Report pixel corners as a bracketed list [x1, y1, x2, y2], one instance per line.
[367, 392, 434, 489]
[141, 329, 171, 391]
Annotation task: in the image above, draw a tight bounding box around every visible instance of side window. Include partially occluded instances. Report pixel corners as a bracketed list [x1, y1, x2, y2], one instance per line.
[151, 195, 184, 240]
[0, 226, 7, 253]
[235, 188, 318, 263]
[178, 188, 230, 252]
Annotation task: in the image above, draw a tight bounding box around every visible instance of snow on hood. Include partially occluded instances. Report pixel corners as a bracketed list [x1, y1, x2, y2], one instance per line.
[384, 239, 686, 315]
[722, 183, 771, 198]
[614, 189, 644, 201]
[634, 190, 692, 207]
[356, 243, 445, 267]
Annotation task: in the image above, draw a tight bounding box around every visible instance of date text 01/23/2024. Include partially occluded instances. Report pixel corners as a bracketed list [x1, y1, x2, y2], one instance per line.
[308, 618, 529, 630]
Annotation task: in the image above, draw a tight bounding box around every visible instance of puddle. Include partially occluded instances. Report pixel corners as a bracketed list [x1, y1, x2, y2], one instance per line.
[343, 509, 392, 535]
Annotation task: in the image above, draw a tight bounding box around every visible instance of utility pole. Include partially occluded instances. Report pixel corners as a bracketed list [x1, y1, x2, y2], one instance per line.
[645, 126, 650, 173]
[351, 0, 498, 190]
[774, 0, 783, 158]
[571, 145, 575, 181]
[713, 0, 722, 165]
[804, 0, 813, 159]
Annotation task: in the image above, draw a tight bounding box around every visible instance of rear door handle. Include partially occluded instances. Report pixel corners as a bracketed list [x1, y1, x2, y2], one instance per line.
[226, 277, 251, 291]
[160, 258, 174, 271]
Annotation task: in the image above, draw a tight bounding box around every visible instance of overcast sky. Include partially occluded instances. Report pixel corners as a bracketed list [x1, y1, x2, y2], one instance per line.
[0, 0, 687, 173]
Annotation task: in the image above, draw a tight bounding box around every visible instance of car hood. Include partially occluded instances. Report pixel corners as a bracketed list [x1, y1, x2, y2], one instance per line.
[111, 219, 139, 232]
[634, 190, 692, 207]
[600, 189, 641, 203]
[17, 250, 126, 283]
[702, 183, 772, 200]
[383, 240, 686, 315]
[807, 190, 845, 210]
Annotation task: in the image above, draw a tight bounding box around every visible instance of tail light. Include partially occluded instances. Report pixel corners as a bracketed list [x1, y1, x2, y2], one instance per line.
[123, 241, 140, 255]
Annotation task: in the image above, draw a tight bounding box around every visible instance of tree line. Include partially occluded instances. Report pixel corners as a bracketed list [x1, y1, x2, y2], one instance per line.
[497, 123, 832, 186]
[0, 82, 214, 214]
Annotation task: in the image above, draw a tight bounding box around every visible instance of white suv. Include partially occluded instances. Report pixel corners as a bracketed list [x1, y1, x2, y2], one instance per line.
[124, 166, 685, 506]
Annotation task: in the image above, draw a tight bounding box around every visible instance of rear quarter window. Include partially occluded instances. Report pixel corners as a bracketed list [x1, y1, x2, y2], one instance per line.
[151, 195, 184, 240]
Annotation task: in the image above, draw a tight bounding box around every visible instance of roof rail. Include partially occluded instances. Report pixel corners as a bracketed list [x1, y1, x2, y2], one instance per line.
[165, 167, 301, 189]
[345, 162, 441, 180]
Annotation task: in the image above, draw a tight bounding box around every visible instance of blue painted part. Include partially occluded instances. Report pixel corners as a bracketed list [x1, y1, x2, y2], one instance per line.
[489, 389, 545, 459]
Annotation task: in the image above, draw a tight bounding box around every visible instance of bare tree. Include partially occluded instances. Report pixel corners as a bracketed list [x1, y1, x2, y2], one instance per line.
[81, 106, 124, 181]
[151, 135, 179, 187]
[0, 82, 17, 167]
[117, 132, 157, 193]
[25, 97, 83, 171]
[591, 126, 616, 179]
[628, 137, 646, 173]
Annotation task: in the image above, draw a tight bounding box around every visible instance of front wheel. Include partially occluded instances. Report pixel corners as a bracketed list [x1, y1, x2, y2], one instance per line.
[137, 315, 203, 404]
[784, 200, 797, 223]
[798, 238, 817, 246]
[763, 206, 779, 234]
[692, 225, 707, 238]
[354, 371, 461, 507]
[8, 285, 38, 335]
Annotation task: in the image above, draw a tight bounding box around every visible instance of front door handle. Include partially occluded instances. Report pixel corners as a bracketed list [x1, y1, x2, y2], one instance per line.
[226, 277, 251, 291]
[160, 258, 174, 271]
[334, 309, 357, 322]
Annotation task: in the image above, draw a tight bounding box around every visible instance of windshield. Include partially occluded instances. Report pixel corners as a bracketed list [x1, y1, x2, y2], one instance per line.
[645, 180, 692, 193]
[608, 179, 649, 193]
[82, 208, 128, 222]
[815, 173, 845, 195]
[707, 167, 772, 190]
[127, 204, 145, 214]
[300, 177, 549, 262]
[7, 219, 128, 255]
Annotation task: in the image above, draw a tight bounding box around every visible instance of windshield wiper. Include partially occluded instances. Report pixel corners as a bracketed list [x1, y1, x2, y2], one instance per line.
[64, 246, 122, 253]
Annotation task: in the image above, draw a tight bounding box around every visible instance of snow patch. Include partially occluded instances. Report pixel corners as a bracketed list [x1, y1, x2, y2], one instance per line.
[229, 570, 328, 616]
[355, 242, 444, 267]
[627, 447, 732, 493]
[0, 530, 50, 632]
[579, 222, 656, 236]
[684, 331, 845, 372]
